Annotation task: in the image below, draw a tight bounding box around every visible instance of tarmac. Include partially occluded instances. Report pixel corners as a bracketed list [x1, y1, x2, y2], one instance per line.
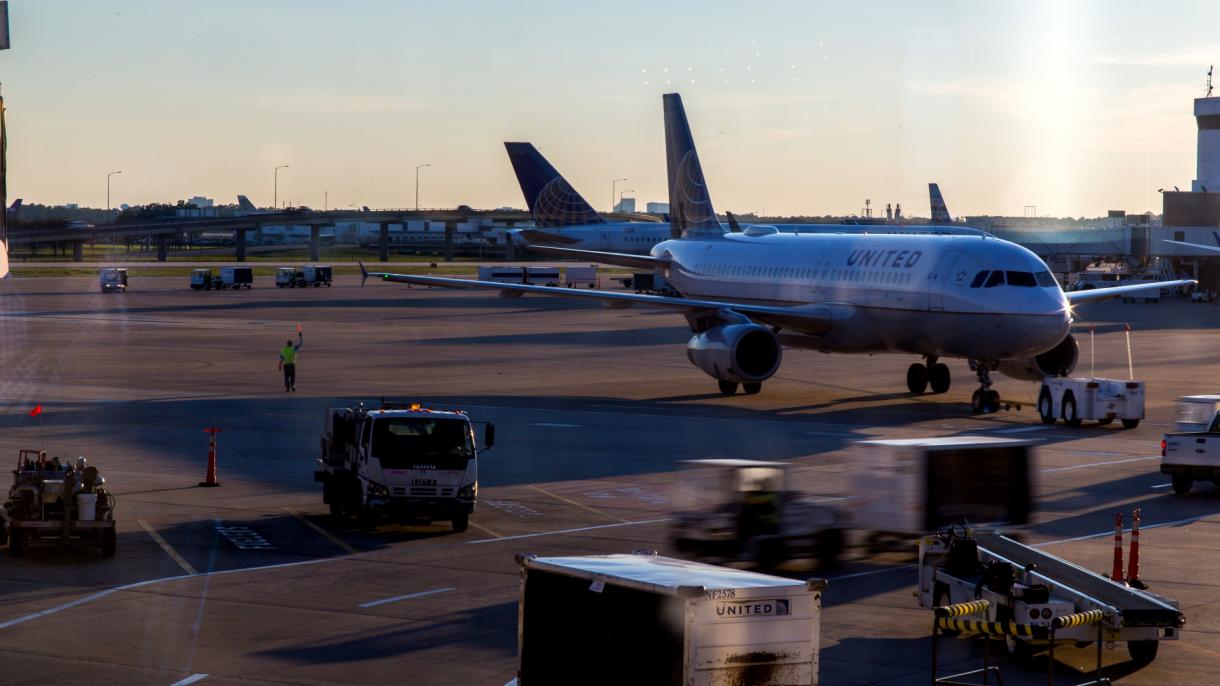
[0, 273, 1219, 685]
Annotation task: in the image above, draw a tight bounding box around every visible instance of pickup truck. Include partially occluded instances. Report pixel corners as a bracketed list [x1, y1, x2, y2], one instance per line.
[1161, 409, 1220, 494]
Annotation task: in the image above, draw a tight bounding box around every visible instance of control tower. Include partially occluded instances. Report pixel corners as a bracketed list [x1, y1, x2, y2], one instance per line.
[1194, 96, 1220, 192]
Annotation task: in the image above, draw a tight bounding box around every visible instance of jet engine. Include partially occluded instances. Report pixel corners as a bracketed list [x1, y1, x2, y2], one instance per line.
[996, 334, 1078, 381]
[686, 323, 782, 384]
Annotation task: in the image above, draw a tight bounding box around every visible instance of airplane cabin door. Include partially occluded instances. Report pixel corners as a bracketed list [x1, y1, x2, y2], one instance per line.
[927, 249, 962, 311]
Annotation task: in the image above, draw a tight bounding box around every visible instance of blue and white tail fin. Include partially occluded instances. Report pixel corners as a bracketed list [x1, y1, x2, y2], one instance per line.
[929, 183, 952, 223]
[504, 142, 605, 228]
[663, 93, 724, 237]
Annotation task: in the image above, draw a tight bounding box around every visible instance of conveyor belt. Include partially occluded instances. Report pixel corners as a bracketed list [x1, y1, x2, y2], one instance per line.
[974, 532, 1183, 627]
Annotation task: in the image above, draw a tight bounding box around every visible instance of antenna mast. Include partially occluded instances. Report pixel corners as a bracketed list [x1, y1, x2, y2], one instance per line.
[1208, 65, 1214, 98]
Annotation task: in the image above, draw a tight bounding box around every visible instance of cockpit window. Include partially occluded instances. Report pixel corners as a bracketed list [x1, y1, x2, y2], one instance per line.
[1036, 271, 1056, 287]
[1006, 271, 1037, 287]
[970, 271, 989, 288]
[984, 271, 1005, 288]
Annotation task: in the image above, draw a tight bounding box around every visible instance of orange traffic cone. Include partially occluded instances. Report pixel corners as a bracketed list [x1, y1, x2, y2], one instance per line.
[1110, 512, 1126, 584]
[1128, 508, 1146, 589]
[199, 426, 223, 487]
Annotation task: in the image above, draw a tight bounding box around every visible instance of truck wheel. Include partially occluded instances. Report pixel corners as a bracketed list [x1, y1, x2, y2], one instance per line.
[1127, 639, 1159, 666]
[101, 527, 116, 558]
[0, 524, 6, 547]
[1171, 474, 1193, 495]
[329, 501, 344, 519]
[1121, 418, 1140, 429]
[1062, 393, 1081, 427]
[933, 585, 960, 635]
[357, 507, 376, 533]
[1038, 388, 1056, 424]
[9, 529, 24, 557]
[816, 528, 844, 570]
[451, 512, 469, 533]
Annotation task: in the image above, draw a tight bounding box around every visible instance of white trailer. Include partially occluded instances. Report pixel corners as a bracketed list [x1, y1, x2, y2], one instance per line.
[478, 266, 525, 284]
[1036, 378, 1144, 428]
[511, 552, 826, 685]
[564, 265, 598, 288]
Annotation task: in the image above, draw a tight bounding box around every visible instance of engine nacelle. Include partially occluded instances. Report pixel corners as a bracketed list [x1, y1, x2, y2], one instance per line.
[686, 323, 782, 384]
[996, 334, 1079, 381]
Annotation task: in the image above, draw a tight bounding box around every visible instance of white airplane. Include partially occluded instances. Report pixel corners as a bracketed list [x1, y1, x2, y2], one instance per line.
[1164, 231, 1220, 254]
[365, 93, 1192, 413]
[504, 142, 670, 254]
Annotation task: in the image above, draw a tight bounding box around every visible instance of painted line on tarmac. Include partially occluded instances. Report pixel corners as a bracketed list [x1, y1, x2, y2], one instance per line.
[358, 587, 454, 609]
[468, 518, 670, 544]
[528, 484, 630, 523]
[994, 425, 1049, 434]
[0, 557, 338, 632]
[1151, 483, 1173, 489]
[169, 674, 209, 686]
[1034, 514, 1215, 547]
[138, 519, 199, 576]
[285, 507, 359, 555]
[1040, 455, 1159, 473]
[530, 422, 582, 428]
[827, 564, 916, 582]
[468, 520, 503, 538]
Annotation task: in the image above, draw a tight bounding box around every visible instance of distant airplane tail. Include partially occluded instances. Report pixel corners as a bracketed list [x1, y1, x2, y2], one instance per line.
[6, 198, 20, 220]
[236, 195, 258, 212]
[725, 211, 743, 233]
[929, 183, 952, 223]
[663, 93, 723, 237]
[504, 142, 605, 228]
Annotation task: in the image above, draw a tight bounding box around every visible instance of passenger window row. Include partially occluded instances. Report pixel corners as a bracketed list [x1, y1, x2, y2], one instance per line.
[696, 263, 914, 285]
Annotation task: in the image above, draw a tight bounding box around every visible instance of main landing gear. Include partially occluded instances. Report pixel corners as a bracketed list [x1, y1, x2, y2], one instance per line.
[906, 358, 951, 394]
[718, 380, 762, 396]
[968, 360, 1001, 414]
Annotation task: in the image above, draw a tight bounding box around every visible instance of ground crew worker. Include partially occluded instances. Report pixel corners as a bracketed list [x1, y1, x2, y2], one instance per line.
[278, 329, 303, 391]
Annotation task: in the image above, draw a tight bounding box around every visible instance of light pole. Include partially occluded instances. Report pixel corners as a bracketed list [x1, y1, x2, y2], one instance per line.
[611, 178, 628, 213]
[415, 163, 430, 210]
[274, 164, 289, 209]
[106, 170, 122, 210]
[618, 189, 634, 212]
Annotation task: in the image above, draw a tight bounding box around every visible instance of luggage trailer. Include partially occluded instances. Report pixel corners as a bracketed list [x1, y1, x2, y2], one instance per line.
[919, 530, 1183, 671]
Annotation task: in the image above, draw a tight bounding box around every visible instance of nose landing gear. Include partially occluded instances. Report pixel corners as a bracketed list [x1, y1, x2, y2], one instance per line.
[968, 360, 1001, 413]
[906, 357, 951, 394]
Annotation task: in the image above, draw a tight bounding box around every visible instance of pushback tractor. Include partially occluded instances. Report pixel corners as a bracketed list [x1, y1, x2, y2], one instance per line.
[314, 403, 493, 532]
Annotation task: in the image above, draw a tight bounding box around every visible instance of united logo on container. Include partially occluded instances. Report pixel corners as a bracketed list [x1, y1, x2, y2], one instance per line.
[715, 598, 790, 618]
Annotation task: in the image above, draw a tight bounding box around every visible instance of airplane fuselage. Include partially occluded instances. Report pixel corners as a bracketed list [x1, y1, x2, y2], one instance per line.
[654, 231, 1071, 362]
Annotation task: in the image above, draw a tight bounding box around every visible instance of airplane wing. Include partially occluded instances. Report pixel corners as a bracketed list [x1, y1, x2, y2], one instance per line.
[359, 263, 839, 335]
[1065, 279, 1197, 305]
[516, 229, 581, 245]
[520, 244, 669, 270]
[1163, 239, 1220, 254]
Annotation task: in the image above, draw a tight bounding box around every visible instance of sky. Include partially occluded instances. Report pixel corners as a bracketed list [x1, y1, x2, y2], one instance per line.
[3, 0, 1219, 217]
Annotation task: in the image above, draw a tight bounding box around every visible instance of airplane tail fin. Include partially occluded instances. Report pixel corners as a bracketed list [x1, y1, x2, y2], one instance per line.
[663, 93, 723, 237]
[504, 142, 605, 228]
[237, 195, 258, 212]
[929, 183, 952, 223]
[725, 211, 742, 233]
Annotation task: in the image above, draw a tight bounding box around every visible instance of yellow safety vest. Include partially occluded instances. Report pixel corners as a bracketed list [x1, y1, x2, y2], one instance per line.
[280, 346, 297, 364]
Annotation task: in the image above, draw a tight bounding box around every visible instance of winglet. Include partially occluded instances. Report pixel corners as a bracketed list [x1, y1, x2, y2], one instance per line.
[359, 261, 369, 286]
[725, 211, 742, 233]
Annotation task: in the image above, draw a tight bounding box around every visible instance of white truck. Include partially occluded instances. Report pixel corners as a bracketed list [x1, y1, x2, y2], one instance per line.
[99, 267, 128, 293]
[314, 402, 493, 532]
[1160, 396, 1220, 494]
[511, 552, 826, 685]
[1036, 377, 1144, 428]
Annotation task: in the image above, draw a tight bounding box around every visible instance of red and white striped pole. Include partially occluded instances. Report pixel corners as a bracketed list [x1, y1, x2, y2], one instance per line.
[1111, 512, 1126, 583]
[1128, 508, 1144, 588]
[199, 426, 223, 488]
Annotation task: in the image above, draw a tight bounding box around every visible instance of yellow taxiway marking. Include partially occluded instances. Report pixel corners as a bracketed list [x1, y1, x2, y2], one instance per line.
[528, 485, 629, 523]
[468, 520, 502, 538]
[285, 507, 359, 555]
[137, 519, 198, 576]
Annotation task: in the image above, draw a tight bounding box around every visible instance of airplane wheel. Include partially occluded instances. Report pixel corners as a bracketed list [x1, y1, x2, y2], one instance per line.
[718, 380, 739, 396]
[985, 390, 1001, 413]
[970, 390, 986, 414]
[1038, 388, 1056, 424]
[742, 382, 762, 395]
[1062, 393, 1081, 427]
[928, 363, 951, 394]
[1121, 418, 1140, 429]
[906, 364, 929, 394]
